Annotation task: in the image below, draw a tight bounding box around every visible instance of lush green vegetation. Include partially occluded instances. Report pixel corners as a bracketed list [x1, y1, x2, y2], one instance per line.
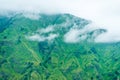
[0, 14, 120, 80]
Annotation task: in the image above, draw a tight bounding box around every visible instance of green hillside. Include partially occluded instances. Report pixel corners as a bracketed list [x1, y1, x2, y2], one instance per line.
[0, 13, 120, 80]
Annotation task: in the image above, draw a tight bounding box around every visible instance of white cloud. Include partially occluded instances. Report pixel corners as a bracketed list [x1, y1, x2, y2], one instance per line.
[22, 12, 40, 20]
[0, 0, 120, 42]
[37, 25, 54, 33]
[47, 34, 58, 41]
[95, 32, 120, 43]
[26, 33, 58, 42]
[26, 27, 58, 42]
[64, 23, 101, 43]
[64, 28, 80, 43]
[26, 34, 45, 41]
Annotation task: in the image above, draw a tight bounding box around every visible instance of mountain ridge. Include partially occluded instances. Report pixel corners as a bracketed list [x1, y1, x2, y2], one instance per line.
[0, 13, 107, 43]
[0, 13, 106, 43]
[0, 13, 120, 80]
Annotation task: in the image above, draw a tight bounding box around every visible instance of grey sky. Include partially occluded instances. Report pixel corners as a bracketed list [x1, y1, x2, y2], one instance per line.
[0, 0, 120, 42]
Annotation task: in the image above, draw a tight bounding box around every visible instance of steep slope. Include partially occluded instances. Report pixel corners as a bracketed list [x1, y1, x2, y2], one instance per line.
[0, 13, 120, 80]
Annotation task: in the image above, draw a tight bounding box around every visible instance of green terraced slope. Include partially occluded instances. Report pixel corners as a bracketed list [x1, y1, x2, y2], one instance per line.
[0, 13, 120, 80]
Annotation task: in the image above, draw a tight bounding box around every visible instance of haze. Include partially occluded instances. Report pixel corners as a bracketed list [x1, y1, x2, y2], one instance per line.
[0, 0, 120, 42]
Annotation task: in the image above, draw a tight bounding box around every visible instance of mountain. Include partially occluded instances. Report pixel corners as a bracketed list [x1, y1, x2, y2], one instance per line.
[0, 13, 120, 80]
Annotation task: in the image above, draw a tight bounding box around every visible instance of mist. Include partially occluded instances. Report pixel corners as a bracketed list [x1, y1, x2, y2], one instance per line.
[0, 0, 120, 42]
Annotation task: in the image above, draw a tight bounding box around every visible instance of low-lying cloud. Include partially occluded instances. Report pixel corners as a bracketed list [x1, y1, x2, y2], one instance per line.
[27, 33, 58, 42]
[26, 26, 58, 42]
[0, 0, 120, 42]
[23, 12, 40, 20]
[37, 26, 54, 33]
[64, 23, 105, 43]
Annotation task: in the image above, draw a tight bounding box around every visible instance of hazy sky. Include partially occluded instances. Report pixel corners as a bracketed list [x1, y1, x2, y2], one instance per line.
[0, 0, 120, 42]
